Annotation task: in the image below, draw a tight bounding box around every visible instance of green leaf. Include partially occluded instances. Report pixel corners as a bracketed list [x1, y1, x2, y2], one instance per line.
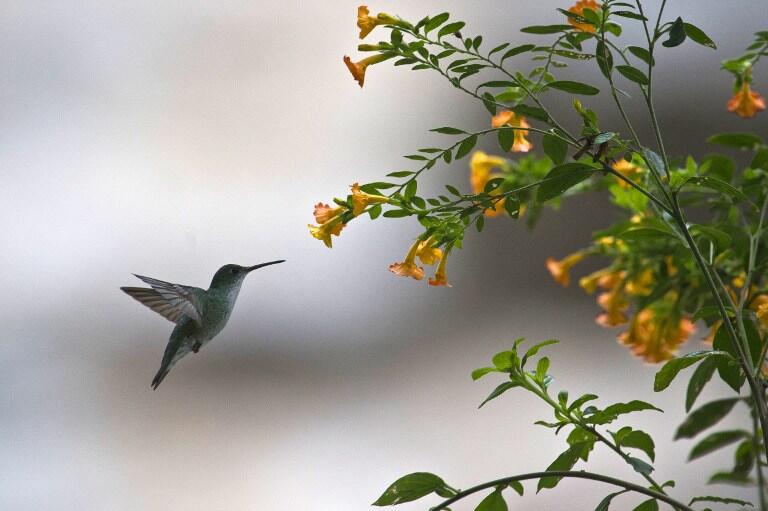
[373, 472, 448, 506]
[689, 496, 753, 507]
[633, 498, 658, 511]
[424, 13, 450, 34]
[537, 163, 595, 202]
[535, 357, 550, 382]
[707, 132, 764, 150]
[654, 350, 720, 391]
[500, 44, 536, 62]
[455, 135, 478, 159]
[568, 394, 599, 412]
[595, 40, 614, 79]
[508, 481, 524, 496]
[675, 398, 740, 439]
[627, 46, 654, 66]
[586, 400, 662, 425]
[368, 204, 382, 219]
[476, 487, 508, 511]
[523, 339, 559, 363]
[662, 17, 686, 48]
[537, 444, 585, 491]
[404, 180, 418, 200]
[618, 227, 677, 243]
[686, 356, 719, 412]
[616, 65, 649, 85]
[677, 176, 750, 203]
[543, 134, 568, 164]
[521, 24, 573, 34]
[683, 23, 716, 49]
[438, 21, 466, 38]
[713, 325, 745, 392]
[616, 429, 656, 462]
[472, 367, 497, 381]
[546, 80, 600, 95]
[498, 128, 514, 152]
[595, 490, 629, 511]
[627, 456, 654, 475]
[479, 381, 520, 408]
[432, 126, 466, 135]
[641, 147, 666, 176]
[382, 209, 412, 218]
[511, 104, 550, 122]
[690, 225, 732, 253]
[689, 430, 749, 461]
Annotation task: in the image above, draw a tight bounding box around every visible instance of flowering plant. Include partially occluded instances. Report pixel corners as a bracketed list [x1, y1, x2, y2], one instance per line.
[313, 2, 768, 509]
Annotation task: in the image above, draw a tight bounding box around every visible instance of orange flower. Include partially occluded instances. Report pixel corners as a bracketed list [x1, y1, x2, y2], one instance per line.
[567, 0, 600, 33]
[491, 110, 532, 152]
[545, 251, 586, 287]
[579, 268, 611, 294]
[415, 238, 442, 265]
[751, 295, 768, 328]
[596, 288, 629, 327]
[618, 309, 695, 363]
[727, 81, 766, 118]
[470, 151, 507, 217]
[428, 252, 451, 287]
[612, 159, 644, 188]
[313, 202, 345, 224]
[389, 240, 425, 280]
[357, 6, 398, 39]
[343, 54, 390, 88]
[625, 268, 653, 296]
[350, 182, 389, 216]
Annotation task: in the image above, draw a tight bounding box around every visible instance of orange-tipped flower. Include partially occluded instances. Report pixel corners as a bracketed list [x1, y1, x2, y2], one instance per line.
[313, 202, 345, 224]
[567, 0, 600, 33]
[389, 240, 425, 280]
[343, 54, 390, 88]
[596, 289, 629, 327]
[625, 268, 653, 296]
[350, 182, 389, 216]
[491, 110, 532, 152]
[357, 6, 398, 39]
[545, 251, 586, 287]
[309, 202, 347, 248]
[728, 81, 766, 118]
[579, 268, 611, 294]
[428, 252, 451, 287]
[470, 151, 507, 216]
[619, 309, 695, 363]
[751, 295, 768, 328]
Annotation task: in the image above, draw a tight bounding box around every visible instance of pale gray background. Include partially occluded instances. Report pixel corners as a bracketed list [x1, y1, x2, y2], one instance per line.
[2, 1, 767, 510]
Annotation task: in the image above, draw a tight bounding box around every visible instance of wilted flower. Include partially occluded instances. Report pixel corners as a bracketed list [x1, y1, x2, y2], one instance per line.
[470, 151, 507, 217]
[545, 251, 586, 287]
[491, 110, 532, 152]
[428, 252, 451, 287]
[567, 0, 600, 33]
[343, 54, 390, 88]
[350, 182, 389, 216]
[619, 308, 695, 363]
[727, 81, 766, 118]
[389, 240, 425, 280]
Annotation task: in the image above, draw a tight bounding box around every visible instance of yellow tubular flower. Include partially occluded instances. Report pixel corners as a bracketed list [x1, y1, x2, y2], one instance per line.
[545, 251, 586, 287]
[313, 202, 345, 224]
[343, 54, 389, 88]
[428, 252, 451, 287]
[308, 221, 345, 248]
[626, 268, 653, 296]
[567, 0, 600, 33]
[357, 6, 397, 39]
[491, 110, 532, 152]
[618, 309, 695, 363]
[389, 240, 425, 280]
[469, 151, 507, 217]
[415, 238, 442, 266]
[750, 295, 768, 328]
[728, 81, 766, 118]
[579, 268, 611, 294]
[350, 182, 389, 216]
[596, 288, 629, 327]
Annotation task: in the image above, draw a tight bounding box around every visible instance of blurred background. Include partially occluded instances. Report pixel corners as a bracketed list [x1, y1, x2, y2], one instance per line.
[2, 1, 767, 509]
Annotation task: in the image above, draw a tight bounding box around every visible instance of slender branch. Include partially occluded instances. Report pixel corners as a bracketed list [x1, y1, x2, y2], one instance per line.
[754, 406, 767, 511]
[430, 471, 695, 511]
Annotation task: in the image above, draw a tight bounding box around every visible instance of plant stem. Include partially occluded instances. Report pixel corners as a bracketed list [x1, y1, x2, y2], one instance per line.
[430, 470, 695, 511]
[754, 406, 767, 511]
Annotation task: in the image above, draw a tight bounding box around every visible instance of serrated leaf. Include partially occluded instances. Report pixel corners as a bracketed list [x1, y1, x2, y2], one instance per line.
[675, 398, 740, 439]
[373, 472, 448, 506]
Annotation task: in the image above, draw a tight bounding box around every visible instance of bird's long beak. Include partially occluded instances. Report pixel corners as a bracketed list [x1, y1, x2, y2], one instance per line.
[246, 260, 286, 272]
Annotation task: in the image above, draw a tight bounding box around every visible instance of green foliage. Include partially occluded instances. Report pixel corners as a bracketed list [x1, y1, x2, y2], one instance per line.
[372, 472, 453, 506]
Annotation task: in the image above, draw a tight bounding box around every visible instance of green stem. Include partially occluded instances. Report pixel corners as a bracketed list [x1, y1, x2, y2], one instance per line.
[754, 406, 767, 511]
[430, 471, 695, 511]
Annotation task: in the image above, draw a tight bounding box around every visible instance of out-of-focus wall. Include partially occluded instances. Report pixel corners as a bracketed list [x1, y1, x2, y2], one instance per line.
[1, 2, 765, 509]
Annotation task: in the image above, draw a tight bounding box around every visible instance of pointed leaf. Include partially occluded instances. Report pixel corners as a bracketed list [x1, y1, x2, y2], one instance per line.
[686, 356, 719, 412]
[476, 487, 508, 511]
[689, 430, 750, 461]
[479, 381, 519, 408]
[373, 472, 448, 506]
[675, 398, 740, 439]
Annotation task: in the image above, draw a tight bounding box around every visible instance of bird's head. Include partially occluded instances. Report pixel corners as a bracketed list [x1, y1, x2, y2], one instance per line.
[210, 260, 285, 289]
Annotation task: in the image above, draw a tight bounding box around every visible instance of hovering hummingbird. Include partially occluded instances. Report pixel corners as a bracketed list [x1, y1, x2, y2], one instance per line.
[121, 261, 285, 389]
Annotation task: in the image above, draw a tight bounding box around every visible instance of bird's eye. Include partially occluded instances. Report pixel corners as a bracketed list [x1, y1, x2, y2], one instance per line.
[230, 268, 238, 274]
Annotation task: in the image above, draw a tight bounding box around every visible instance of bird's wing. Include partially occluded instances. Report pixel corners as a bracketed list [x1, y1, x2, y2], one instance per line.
[121, 275, 205, 324]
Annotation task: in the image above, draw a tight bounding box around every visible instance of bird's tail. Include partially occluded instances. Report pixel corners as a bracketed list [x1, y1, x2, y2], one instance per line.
[151, 363, 172, 390]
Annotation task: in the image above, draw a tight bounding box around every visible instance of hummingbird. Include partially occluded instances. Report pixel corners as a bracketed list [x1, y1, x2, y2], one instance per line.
[121, 260, 285, 390]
